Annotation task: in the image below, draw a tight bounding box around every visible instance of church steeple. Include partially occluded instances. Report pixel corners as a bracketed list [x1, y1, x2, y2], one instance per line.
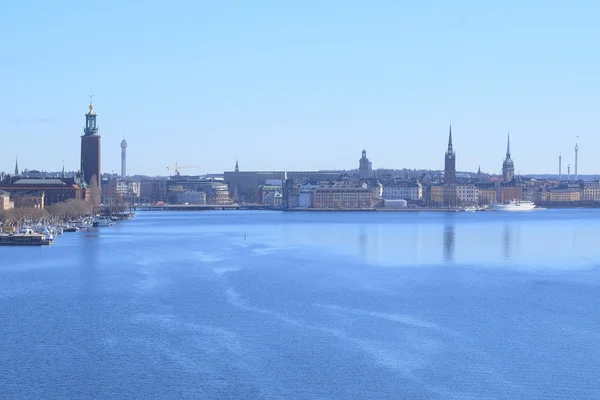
[234, 159, 239, 173]
[447, 124, 454, 154]
[502, 131, 515, 182]
[477, 165, 481, 175]
[14, 157, 19, 177]
[444, 124, 456, 183]
[61, 161, 65, 178]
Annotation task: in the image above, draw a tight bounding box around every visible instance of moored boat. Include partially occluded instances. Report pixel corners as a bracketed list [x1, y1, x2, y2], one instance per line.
[92, 217, 115, 227]
[492, 200, 536, 212]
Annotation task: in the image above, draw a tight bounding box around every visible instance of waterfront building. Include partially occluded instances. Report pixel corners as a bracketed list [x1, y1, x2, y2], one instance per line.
[442, 184, 458, 207]
[428, 184, 444, 206]
[502, 134, 515, 182]
[298, 182, 317, 208]
[166, 176, 231, 205]
[312, 184, 372, 209]
[478, 188, 497, 205]
[369, 180, 383, 203]
[0, 177, 86, 207]
[497, 185, 524, 202]
[101, 179, 128, 204]
[581, 181, 600, 200]
[444, 125, 456, 183]
[224, 170, 342, 204]
[427, 183, 479, 207]
[456, 184, 479, 205]
[81, 98, 102, 188]
[0, 191, 14, 210]
[258, 185, 282, 205]
[358, 150, 373, 180]
[547, 188, 581, 202]
[139, 180, 168, 204]
[383, 199, 408, 208]
[175, 191, 206, 205]
[531, 189, 548, 203]
[298, 190, 312, 208]
[282, 178, 300, 209]
[261, 190, 282, 206]
[127, 181, 141, 198]
[382, 180, 423, 200]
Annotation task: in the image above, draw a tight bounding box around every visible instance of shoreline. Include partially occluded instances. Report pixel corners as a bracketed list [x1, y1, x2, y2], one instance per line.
[283, 207, 463, 212]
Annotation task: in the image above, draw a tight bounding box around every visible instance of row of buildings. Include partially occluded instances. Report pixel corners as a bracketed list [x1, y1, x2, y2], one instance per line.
[225, 128, 596, 208]
[1, 105, 595, 210]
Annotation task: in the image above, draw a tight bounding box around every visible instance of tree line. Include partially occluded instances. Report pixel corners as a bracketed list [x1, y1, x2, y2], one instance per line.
[0, 199, 94, 228]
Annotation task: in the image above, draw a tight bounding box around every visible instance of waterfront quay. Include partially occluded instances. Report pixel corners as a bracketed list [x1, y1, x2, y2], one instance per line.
[0, 233, 53, 246]
[134, 204, 466, 212]
[133, 204, 269, 211]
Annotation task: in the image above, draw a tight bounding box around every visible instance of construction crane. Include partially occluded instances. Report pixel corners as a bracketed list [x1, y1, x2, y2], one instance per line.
[166, 162, 203, 176]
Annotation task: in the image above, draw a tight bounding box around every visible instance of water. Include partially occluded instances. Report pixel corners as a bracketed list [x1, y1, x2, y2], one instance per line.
[1, 210, 599, 399]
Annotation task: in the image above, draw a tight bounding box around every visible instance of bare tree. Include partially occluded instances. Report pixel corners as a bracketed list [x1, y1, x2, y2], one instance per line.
[89, 175, 101, 211]
[45, 199, 93, 222]
[111, 192, 127, 216]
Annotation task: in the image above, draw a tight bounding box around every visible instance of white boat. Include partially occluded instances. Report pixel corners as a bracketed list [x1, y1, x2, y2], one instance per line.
[18, 226, 34, 234]
[492, 200, 536, 212]
[464, 206, 478, 212]
[92, 217, 115, 227]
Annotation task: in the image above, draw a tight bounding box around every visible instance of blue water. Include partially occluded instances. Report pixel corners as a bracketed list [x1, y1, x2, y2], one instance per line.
[1, 210, 599, 399]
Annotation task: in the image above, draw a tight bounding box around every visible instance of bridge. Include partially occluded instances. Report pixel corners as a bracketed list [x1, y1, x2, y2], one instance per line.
[133, 204, 272, 211]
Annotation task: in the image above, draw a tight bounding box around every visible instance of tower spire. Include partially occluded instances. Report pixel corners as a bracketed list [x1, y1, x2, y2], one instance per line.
[444, 124, 456, 183]
[575, 137, 579, 181]
[506, 131, 511, 157]
[447, 124, 453, 153]
[61, 160, 65, 178]
[14, 157, 19, 177]
[88, 94, 95, 115]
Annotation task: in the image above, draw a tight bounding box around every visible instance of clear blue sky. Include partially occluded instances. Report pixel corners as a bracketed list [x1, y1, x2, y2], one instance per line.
[1, 0, 598, 176]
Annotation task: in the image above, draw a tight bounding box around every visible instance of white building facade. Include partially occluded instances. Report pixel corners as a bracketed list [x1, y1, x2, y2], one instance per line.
[382, 181, 422, 200]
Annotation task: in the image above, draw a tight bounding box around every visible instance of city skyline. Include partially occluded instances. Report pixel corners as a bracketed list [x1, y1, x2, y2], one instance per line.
[1, 1, 598, 175]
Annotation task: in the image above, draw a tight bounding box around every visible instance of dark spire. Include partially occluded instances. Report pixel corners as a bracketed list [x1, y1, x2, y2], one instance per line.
[447, 124, 453, 153]
[506, 131, 511, 158]
[234, 159, 239, 173]
[14, 157, 19, 176]
[477, 165, 481, 175]
[61, 161, 65, 178]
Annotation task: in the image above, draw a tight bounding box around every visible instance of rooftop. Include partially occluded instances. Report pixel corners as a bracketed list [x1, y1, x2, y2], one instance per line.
[13, 178, 67, 186]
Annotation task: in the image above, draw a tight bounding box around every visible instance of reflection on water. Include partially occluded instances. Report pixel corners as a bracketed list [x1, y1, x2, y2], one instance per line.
[358, 225, 367, 259]
[79, 229, 100, 294]
[443, 224, 455, 263]
[503, 224, 512, 261]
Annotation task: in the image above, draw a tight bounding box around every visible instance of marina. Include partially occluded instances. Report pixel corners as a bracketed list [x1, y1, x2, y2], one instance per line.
[0, 216, 110, 245]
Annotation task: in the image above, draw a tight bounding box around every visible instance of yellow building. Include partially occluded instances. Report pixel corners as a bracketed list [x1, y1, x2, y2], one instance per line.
[429, 185, 444, 206]
[313, 185, 372, 208]
[478, 188, 497, 205]
[547, 189, 580, 202]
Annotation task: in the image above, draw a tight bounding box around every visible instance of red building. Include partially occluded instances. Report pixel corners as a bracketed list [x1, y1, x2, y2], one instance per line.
[0, 178, 86, 207]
